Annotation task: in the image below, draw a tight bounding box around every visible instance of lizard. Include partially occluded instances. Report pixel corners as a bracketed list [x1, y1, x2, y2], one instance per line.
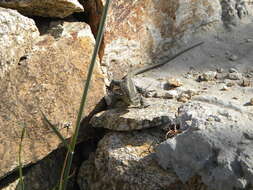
[108, 41, 204, 108]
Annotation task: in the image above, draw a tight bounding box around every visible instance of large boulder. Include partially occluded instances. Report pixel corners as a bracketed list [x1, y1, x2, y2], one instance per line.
[0, 0, 84, 18]
[0, 21, 106, 179]
[78, 130, 190, 190]
[156, 98, 253, 190]
[0, 7, 39, 78]
[80, 0, 221, 81]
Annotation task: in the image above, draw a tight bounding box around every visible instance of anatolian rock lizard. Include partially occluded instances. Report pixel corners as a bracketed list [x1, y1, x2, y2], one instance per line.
[109, 41, 204, 108]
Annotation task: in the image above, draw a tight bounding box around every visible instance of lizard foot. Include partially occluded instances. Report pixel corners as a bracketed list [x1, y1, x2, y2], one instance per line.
[165, 129, 182, 139]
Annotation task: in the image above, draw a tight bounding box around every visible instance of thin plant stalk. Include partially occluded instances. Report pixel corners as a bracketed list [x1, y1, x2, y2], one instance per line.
[59, 0, 111, 189]
[18, 126, 26, 190]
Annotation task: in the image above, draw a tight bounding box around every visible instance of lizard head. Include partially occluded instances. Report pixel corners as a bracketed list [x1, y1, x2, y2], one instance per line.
[109, 80, 125, 97]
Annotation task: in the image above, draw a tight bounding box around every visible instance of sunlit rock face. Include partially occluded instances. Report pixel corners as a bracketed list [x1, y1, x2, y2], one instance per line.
[0, 21, 106, 179]
[0, 7, 39, 78]
[0, 0, 84, 18]
[81, 0, 221, 80]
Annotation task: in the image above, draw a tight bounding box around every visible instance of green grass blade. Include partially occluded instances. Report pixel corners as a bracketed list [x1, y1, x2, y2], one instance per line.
[18, 126, 26, 190]
[40, 111, 70, 150]
[60, 0, 112, 189]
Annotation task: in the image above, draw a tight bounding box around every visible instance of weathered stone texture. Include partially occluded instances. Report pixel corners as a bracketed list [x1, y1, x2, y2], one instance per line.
[82, 0, 221, 81]
[156, 98, 253, 190]
[0, 22, 106, 179]
[0, 0, 84, 18]
[0, 7, 39, 78]
[91, 98, 180, 131]
[0, 148, 73, 190]
[221, 0, 253, 27]
[78, 130, 183, 190]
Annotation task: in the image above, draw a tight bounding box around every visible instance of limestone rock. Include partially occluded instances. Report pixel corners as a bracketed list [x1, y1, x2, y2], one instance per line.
[221, 0, 252, 28]
[0, 7, 39, 78]
[0, 0, 84, 18]
[82, 0, 221, 80]
[0, 22, 106, 179]
[198, 71, 217, 81]
[78, 130, 184, 190]
[90, 98, 180, 131]
[227, 72, 243, 80]
[164, 78, 183, 89]
[250, 98, 253, 105]
[156, 98, 253, 190]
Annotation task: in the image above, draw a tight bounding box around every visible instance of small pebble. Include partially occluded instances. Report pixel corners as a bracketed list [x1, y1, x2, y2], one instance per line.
[216, 73, 227, 80]
[199, 71, 217, 81]
[221, 85, 229, 91]
[165, 90, 179, 99]
[216, 68, 224, 73]
[227, 72, 243, 80]
[228, 54, 238, 61]
[163, 78, 183, 90]
[229, 68, 238, 73]
[250, 98, 253, 105]
[240, 79, 251, 87]
[225, 51, 230, 55]
[226, 81, 236, 87]
[245, 38, 253, 43]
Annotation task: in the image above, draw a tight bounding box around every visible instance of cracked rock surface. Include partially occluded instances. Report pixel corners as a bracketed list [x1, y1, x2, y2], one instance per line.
[91, 98, 180, 131]
[156, 99, 253, 190]
[78, 129, 206, 190]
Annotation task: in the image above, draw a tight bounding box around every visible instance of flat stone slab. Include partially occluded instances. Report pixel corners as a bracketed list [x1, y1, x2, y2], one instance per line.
[90, 98, 180, 131]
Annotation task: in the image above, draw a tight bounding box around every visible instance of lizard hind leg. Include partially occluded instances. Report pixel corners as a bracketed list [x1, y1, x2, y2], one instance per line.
[140, 97, 150, 108]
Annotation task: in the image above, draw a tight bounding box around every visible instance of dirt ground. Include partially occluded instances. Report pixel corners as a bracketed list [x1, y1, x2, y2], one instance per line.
[138, 20, 253, 114]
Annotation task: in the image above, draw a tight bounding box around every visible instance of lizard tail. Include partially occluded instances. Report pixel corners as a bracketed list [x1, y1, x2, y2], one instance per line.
[133, 41, 204, 76]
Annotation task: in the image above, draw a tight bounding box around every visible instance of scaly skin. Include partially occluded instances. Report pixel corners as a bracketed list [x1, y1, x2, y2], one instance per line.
[110, 42, 204, 107]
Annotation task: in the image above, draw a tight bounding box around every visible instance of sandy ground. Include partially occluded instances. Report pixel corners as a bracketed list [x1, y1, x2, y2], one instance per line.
[136, 20, 253, 114]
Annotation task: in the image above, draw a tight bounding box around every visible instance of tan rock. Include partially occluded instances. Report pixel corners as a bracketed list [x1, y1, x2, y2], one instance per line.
[164, 78, 183, 89]
[240, 78, 251, 87]
[91, 98, 180, 131]
[78, 130, 208, 190]
[250, 98, 253, 105]
[177, 89, 199, 102]
[0, 7, 39, 78]
[199, 71, 217, 81]
[82, 0, 221, 80]
[0, 22, 106, 179]
[0, 0, 84, 18]
[78, 130, 181, 190]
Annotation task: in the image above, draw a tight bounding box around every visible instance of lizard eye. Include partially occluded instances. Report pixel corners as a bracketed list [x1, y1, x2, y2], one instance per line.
[109, 82, 123, 95]
[112, 86, 123, 95]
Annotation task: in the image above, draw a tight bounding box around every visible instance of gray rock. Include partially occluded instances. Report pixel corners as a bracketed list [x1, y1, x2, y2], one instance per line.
[156, 98, 253, 190]
[78, 130, 186, 190]
[199, 71, 217, 81]
[227, 72, 243, 80]
[221, 0, 250, 28]
[229, 67, 239, 73]
[228, 54, 239, 61]
[91, 98, 180, 131]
